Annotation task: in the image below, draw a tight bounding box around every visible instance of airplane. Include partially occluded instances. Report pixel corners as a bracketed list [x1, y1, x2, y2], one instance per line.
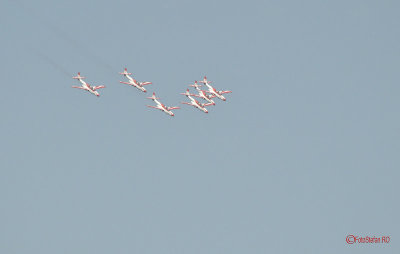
[180, 89, 213, 113]
[189, 81, 216, 105]
[146, 92, 180, 116]
[72, 72, 105, 97]
[198, 76, 232, 101]
[119, 68, 152, 92]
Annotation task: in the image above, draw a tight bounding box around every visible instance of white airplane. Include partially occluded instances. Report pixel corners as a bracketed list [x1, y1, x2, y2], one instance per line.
[189, 81, 216, 105]
[147, 92, 180, 116]
[198, 76, 232, 101]
[180, 89, 213, 113]
[119, 68, 152, 93]
[72, 72, 105, 97]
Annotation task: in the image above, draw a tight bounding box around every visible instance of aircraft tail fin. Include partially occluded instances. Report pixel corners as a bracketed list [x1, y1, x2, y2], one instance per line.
[189, 81, 201, 89]
[119, 67, 132, 75]
[72, 72, 85, 79]
[146, 92, 160, 100]
[199, 76, 211, 84]
[180, 88, 193, 96]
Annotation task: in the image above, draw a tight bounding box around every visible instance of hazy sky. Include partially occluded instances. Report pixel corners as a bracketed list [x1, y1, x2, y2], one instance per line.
[1, 0, 399, 253]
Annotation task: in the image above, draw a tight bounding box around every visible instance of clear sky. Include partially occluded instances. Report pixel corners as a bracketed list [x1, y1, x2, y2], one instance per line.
[1, 0, 399, 253]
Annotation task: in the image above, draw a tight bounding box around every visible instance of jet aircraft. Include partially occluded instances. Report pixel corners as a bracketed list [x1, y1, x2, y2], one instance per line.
[198, 76, 231, 101]
[72, 72, 105, 97]
[147, 92, 180, 116]
[119, 68, 152, 93]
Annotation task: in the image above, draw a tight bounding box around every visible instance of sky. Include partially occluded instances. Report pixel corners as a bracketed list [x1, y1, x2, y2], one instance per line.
[1, 0, 399, 253]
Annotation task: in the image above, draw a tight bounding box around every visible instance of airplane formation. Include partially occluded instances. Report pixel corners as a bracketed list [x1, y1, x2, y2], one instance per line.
[72, 68, 232, 116]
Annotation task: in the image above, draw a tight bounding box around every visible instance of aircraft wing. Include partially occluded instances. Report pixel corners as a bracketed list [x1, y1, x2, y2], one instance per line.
[199, 80, 212, 84]
[140, 82, 152, 86]
[168, 106, 180, 110]
[219, 90, 232, 94]
[92, 85, 106, 90]
[147, 105, 159, 109]
[72, 86, 86, 90]
[120, 81, 132, 85]
[181, 102, 192, 106]
[203, 103, 214, 107]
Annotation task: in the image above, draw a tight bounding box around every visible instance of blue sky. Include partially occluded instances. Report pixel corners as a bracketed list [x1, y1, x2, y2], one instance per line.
[1, 0, 399, 253]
